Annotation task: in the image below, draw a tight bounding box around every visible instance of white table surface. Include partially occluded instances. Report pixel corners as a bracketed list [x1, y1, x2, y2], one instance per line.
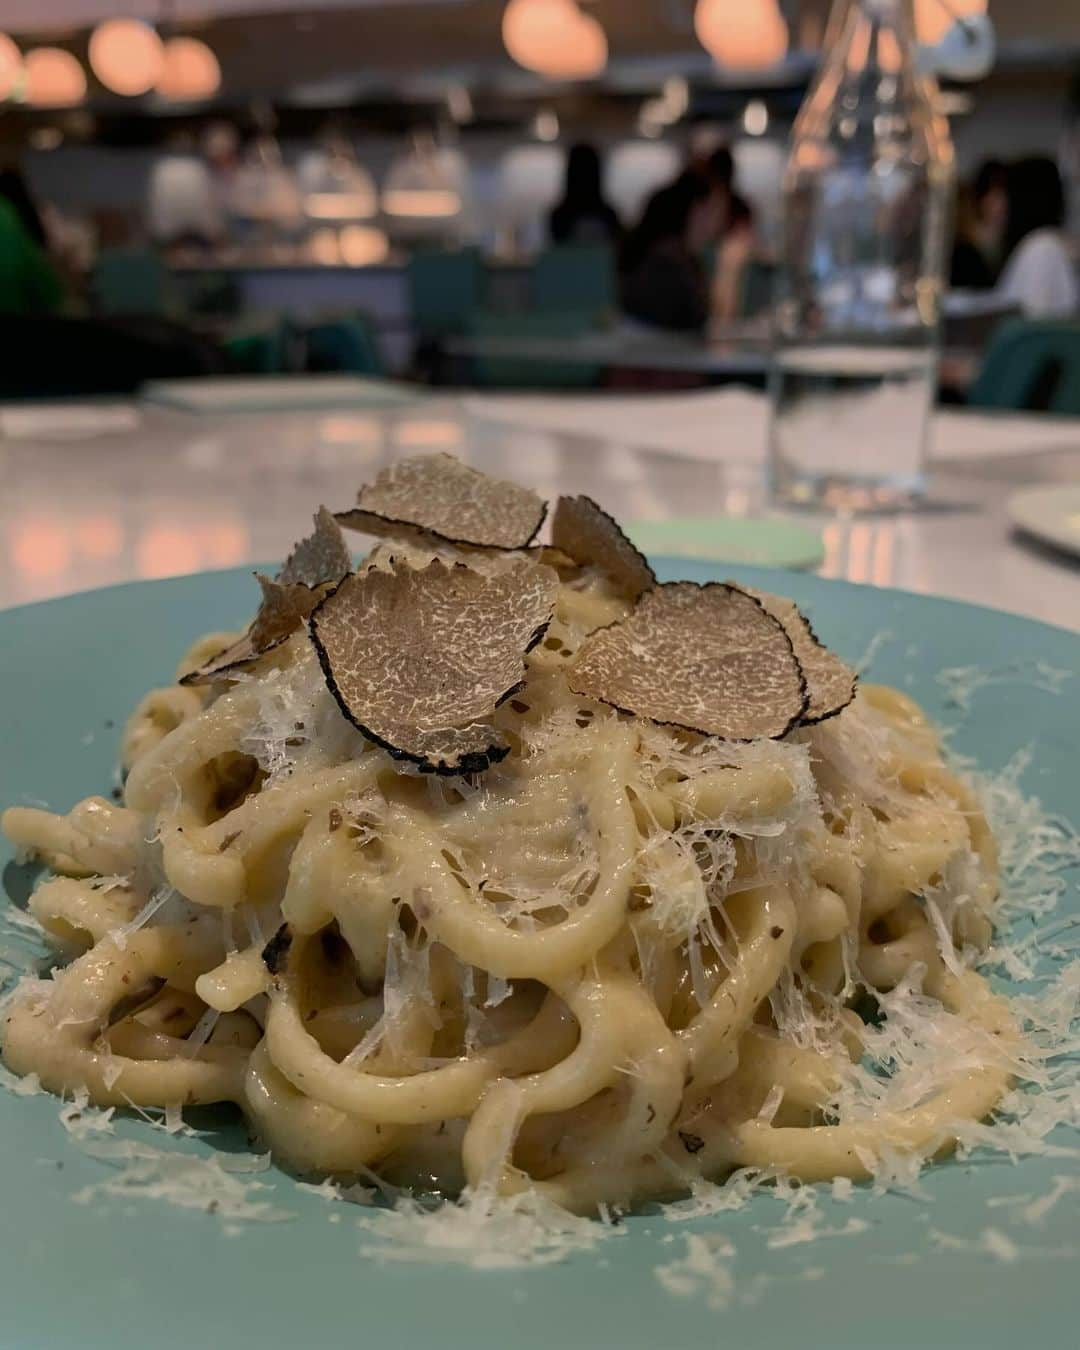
[1, 391, 1078, 633]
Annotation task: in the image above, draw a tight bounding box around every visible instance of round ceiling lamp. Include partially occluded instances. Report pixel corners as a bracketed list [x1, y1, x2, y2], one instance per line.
[0, 33, 21, 100]
[298, 140, 378, 221]
[382, 143, 466, 220]
[694, 0, 789, 69]
[24, 48, 87, 108]
[156, 37, 221, 102]
[502, 0, 607, 80]
[229, 136, 303, 225]
[89, 18, 164, 97]
[914, 0, 987, 47]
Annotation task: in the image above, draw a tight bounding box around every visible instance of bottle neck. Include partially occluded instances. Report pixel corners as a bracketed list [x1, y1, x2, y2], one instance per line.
[824, 0, 920, 70]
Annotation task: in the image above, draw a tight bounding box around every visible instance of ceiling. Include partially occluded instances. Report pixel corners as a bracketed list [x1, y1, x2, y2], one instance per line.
[3, 2, 1078, 106]
[4, 0, 380, 24]
[6, 0, 1080, 42]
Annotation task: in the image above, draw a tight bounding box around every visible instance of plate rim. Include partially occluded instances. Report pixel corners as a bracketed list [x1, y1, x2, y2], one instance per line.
[3, 557, 1079, 643]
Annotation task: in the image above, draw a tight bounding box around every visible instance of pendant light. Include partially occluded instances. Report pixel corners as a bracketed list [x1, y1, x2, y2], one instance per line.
[0, 34, 21, 100]
[694, 0, 789, 69]
[502, 0, 607, 80]
[24, 48, 87, 108]
[156, 37, 221, 102]
[89, 18, 164, 97]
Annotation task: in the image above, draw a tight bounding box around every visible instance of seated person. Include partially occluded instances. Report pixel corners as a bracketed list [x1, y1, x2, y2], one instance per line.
[950, 159, 1008, 290]
[996, 157, 1078, 318]
[619, 174, 711, 333]
[549, 143, 621, 246]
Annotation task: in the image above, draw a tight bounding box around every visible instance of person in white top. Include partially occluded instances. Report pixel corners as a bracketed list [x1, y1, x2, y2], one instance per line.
[996, 157, 1079, 318]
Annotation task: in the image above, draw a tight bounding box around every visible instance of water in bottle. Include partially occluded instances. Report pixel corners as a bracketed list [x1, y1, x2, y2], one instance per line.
[769, 0, 954, 511]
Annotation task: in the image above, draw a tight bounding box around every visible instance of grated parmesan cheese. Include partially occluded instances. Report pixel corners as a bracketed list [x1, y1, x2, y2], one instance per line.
[764, 1213, 868, 1250]
[930, 1227, 1020, 1263]
[936, 660, 1072, 717]
[854, 629, 895, 676]
[71, 1137, 292, 1223]
[831, 1177, 854, 1203]
[183, 1007, 221, 1058]
[111, 884, 176, 949]
[0, 1064, 42, 1097]
[357, 1185, 618, 1269]
[654, 1233, 736, 1310]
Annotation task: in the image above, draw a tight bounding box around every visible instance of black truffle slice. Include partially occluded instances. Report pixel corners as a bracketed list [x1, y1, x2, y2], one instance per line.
[567, 582, 807, 740]
[278, 506, 352, 590]
[335, 453, 547, 550]
[735, 585, 857, 725]
[551, 495, 656, 600]
[180, 575, 320, 685]
[181, 510, 351, 686]
[310, 556, 559, 775]
[261, 923, 293, 975]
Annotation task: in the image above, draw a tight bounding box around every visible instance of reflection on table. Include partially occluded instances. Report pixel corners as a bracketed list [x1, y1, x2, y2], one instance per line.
[1, 392, 1077, 633]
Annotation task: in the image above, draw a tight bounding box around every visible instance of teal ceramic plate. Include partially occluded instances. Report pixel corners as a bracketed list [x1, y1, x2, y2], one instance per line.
[1, 561, 1078, 1350]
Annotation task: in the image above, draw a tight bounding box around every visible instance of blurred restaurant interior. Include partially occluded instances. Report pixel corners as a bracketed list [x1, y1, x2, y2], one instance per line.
[0, 0, 1078, 623]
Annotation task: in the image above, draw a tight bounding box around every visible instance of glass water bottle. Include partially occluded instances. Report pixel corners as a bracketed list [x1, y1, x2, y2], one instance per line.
[768, 0, 954, 511]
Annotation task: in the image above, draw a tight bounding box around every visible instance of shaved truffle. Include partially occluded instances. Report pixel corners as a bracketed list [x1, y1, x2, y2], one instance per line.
[278, 506, 352, 590]
[568, 582, 807, 740]
[335, 453, 547, 550]
[181, 511, 350, 686]
[310, 556, 558, 775]
[551, 495, 656, 600]
[181, 576, 319, 685]
[261, 923, 292, 975]
[736, 585, 857, 724]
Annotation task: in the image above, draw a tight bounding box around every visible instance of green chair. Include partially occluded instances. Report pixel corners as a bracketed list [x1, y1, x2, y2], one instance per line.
[407, 247, 484, 340]
[466, 308, 601, 389]
[967, 319, 1080, 415]
[91, 247, 169, 317]
[528, 243, 615, 319]
[304, 314, 383, 375]
[222, 317, 296, 375]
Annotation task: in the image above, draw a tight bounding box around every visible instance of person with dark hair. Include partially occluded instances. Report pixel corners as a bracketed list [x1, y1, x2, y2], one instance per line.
[950, 186, 994, 289]
[698, 145, 757, 322]
[618, 172, 711, 332]
[704, 145, 754, 241]
[549, 142, 621, 246]
[972, 159, 1008, 259]
[950, 158, 1008, 289]
[996, 156, 1077, 317]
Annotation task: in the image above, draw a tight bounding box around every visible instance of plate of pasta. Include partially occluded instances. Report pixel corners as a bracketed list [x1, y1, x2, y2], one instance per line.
[1, 455, 1079, 1350]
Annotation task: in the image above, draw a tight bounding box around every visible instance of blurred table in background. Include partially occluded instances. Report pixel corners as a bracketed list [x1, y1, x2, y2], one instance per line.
[448, 323, 772, 382]
[170, 258, 535, 377]
[160, 260, 1019, 394]
[448, 322, 991, 395]
[0, 389, 1077, 631]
